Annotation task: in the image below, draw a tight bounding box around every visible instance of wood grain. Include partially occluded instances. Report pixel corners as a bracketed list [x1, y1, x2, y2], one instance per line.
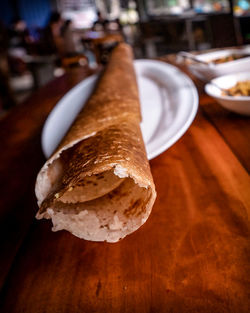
[0, 67, 93, 290]
[0, 62, 249, 313]
[200, 94, 250, 172]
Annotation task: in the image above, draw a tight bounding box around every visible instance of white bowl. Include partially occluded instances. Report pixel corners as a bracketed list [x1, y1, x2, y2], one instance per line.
[205, 72, 250, 115]
[187, 47, 250, 81]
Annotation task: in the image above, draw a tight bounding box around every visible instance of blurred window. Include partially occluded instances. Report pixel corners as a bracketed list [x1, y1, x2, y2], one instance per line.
[146, 0, 230, 15]
[146, 0, 190, 15]
[193, 0, 230, 13]
[58, 0, 96, 28]
[234, 0, 250, 15]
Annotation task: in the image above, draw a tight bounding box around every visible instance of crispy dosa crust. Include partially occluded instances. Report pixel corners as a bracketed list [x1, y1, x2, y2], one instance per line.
[53, 43, 141, 156]
[35, 43, 156, 242]
[39, 120, 154, 211]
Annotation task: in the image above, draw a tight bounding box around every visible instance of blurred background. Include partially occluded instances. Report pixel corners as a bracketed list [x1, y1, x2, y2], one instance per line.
[0, 0, 249, 114]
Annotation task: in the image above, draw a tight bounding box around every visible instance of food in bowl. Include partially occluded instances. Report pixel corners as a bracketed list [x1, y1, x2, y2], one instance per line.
[222, 80, 250, 97]
[186, 48, 250, 81]
[208, 54, 250, 64]
[205, 72, 250, 116]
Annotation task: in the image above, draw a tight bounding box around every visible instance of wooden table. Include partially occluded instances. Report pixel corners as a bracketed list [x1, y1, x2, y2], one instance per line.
[0, 57, 249, 313]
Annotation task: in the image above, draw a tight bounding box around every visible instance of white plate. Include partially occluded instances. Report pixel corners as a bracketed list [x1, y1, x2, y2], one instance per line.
[42, 60, 198, 160]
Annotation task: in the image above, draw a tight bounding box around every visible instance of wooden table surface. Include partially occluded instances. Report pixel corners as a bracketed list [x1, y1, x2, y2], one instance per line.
[0, 57, 249, 313]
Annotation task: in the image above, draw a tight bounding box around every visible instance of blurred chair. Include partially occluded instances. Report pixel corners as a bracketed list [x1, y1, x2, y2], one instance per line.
[60, 20, 89, 69]
[0, 21, 16, 111]
[61, 55, 88, 68]
[0, 66, 16, 111]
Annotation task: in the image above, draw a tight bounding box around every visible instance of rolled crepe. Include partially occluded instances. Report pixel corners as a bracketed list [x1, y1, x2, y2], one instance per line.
[35, 43, 156, 242]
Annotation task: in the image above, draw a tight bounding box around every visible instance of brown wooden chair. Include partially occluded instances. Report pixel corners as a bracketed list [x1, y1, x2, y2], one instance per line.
[61, 54, 88, 68]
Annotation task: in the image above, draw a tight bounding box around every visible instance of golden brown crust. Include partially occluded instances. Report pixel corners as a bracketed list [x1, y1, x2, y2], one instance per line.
[54, 43, 141, 156]
[40, 119, 154, 212]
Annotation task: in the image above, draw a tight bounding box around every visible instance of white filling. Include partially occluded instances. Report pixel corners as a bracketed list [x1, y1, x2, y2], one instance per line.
[41, 178, 151, 242]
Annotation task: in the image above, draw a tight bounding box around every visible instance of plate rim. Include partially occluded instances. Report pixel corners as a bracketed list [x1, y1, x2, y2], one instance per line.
[134, 59, 198, 159]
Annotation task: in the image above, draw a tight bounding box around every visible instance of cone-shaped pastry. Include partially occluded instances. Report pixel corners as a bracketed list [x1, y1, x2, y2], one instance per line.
[35, 43, 156, 242]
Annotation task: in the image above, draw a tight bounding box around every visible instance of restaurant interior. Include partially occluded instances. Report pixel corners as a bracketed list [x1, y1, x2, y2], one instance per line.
[0, 0, 250, 111]
[0, 0, 249, 313]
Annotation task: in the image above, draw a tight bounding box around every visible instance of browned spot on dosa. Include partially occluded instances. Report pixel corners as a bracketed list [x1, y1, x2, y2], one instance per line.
[124, 199, 144, 217]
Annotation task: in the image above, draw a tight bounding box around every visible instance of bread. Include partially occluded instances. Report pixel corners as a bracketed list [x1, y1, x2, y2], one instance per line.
[35, 43, 156, 242]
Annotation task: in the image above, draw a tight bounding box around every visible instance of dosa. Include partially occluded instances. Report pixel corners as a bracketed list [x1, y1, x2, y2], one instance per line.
[35, 43, 156, 242]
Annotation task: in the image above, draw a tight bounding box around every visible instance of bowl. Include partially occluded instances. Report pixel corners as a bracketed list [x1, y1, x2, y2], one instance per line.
[187, 47, 250, 81]
[205, 72, 250, 116]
